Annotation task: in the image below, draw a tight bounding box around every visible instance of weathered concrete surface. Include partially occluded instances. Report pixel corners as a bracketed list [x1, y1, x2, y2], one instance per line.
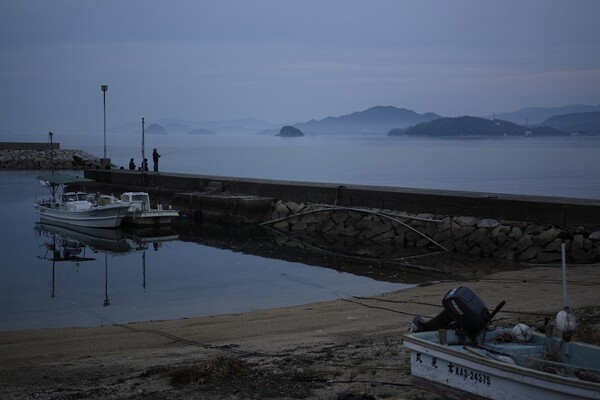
[85, 169, 600, 230]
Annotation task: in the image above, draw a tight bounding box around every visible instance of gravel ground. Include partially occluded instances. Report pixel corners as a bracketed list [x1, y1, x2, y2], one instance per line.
[1, 264, 599, 400]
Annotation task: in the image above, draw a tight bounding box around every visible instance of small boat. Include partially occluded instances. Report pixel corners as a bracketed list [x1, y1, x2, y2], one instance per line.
[34, 173, 130, 228]
[118, 192, 180, 226]
[403, 286, 600, 399]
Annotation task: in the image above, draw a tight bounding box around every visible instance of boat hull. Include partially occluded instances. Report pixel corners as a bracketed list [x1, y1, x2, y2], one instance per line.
[404, 331, 600, 400]
[34, 203, 129, 228]
[123, 209, 180, 226]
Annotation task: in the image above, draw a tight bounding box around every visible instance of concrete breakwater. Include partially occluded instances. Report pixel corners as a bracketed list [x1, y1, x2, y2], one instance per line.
[84, 169, 600, 265]
[0, 144, 105, 170]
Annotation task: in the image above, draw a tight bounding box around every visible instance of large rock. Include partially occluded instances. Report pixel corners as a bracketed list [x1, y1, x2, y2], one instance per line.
[544, 238, 563, 252]
[455, 226, 476, 239]
[517, 235, 533, 253]
[589, 231, 600, 241]
[518, 245, 544, 261]
[533, 227, 561, 246]
[437, 217, 452, 232]
[491, 224, 512, 237]
[509, 226, 523, 240]
[454, 216, 479, 227]
[468, 228, 488, 245]
[477, 219, 500, 229]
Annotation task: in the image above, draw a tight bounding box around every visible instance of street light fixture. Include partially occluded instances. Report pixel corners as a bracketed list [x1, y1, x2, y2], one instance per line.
[101, 84, 108, 159]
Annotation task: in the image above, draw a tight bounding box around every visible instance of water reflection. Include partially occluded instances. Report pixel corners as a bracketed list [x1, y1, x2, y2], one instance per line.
[22, 217, 524, 331]
[170, 219, 524, 284]
[33, 222, 179, 303]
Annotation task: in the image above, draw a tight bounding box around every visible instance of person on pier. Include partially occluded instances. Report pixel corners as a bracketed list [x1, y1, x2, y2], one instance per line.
[152, 148, 161, 172]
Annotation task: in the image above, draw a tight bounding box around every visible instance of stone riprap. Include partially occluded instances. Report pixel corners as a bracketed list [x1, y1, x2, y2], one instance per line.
[267, 200, 600, 264]
[0, 148, 104, 170]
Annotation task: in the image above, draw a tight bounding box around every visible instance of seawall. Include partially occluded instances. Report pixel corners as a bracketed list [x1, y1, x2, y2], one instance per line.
[84, 169, 600, 264]
[0, 143, 106, 170]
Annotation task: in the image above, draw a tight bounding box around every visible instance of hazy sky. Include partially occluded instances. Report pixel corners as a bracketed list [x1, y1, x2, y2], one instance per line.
[1, 0, 600, 132]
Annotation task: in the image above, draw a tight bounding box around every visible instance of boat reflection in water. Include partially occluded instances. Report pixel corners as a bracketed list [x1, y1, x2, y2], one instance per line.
[34, 222, 179, 303]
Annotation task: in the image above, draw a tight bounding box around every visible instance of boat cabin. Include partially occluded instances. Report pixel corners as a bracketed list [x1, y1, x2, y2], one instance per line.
[61, 191, 93, 212]
[121, 192, 151, 212]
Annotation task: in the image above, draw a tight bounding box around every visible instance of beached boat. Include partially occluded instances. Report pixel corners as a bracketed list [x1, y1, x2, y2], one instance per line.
[403, 286, 600, 399]
[34, 173, 129, 228]
[118, 192, 180, 226]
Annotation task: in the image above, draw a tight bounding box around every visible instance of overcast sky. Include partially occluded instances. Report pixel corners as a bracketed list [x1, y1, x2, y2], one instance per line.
[1, 0, 600, 132]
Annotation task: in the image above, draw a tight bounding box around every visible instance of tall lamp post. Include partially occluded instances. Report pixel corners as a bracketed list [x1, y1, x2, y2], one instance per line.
[101, 84, 108, 160]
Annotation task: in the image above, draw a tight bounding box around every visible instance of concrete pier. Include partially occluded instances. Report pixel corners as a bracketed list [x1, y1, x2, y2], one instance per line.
[84, 169, 600, 229]
[83, 169, 600, 264]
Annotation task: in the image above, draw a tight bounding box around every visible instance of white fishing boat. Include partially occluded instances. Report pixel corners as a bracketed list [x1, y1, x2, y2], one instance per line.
[34, 173, 130, 228]
[118, 192, 180, 226]
[403, 284, 600, 399]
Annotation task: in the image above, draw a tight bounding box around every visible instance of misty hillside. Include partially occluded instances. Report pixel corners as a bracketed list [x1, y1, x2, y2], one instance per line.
[152, 117, 278, 135]
[145, 123, 168, 135]
[389, 116, 568, 137]
[492, 104, 600, 125]
[294, 106, 441, 135]
[539, 112, 600, 135]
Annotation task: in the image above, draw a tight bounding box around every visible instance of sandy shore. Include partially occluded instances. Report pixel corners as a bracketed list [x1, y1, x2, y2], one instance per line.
[1, 264, 598, 399]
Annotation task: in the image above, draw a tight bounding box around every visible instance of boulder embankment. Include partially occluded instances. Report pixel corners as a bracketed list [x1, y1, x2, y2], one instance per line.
[266, 200, 600, 265]
[0, 142, 105, 170]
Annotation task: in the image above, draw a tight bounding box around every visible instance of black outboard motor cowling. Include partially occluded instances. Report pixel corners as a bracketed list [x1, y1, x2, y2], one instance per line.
[409, 287, 492, 338]
[442, 287, 491, 337]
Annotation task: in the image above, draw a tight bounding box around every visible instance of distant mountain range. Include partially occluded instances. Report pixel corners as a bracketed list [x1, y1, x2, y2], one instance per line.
[110, 117, 278, 136]
[96, 103, 599, 137]
[293, 105, 441, 135]
[539, 111, 600, 135]
[491, 104, 600, 125]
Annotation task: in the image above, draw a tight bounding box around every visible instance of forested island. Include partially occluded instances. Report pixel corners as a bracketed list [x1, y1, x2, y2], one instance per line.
[277, 125, 304, 137]
[388, 116, 571, 137]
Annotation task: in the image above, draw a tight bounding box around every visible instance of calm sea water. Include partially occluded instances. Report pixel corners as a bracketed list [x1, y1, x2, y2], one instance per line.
[36, 133, 600, 199]
[1, 134, 599, 331]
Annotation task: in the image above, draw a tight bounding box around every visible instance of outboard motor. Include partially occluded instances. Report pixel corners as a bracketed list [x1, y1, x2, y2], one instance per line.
[409, 287, 504, 339]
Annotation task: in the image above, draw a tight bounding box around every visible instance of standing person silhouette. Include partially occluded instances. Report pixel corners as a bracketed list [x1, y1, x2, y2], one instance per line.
[129, 158, 136, 170]
[152, 148, 161, 172]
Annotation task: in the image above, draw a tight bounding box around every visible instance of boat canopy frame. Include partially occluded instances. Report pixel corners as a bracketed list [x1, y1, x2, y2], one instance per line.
[37, 173, 95, 200]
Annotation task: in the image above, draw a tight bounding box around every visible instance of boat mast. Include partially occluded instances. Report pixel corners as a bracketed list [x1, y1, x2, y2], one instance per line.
[141, 117, 145, 171]
[49, 131, 54, 175]
[48, 131, 59, 201]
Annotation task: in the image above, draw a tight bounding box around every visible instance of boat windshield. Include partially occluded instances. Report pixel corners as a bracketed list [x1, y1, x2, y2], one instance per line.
[63, 193, 87, 202]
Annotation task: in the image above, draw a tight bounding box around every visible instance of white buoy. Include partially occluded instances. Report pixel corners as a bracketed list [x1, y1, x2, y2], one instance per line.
[556, 308, 577, 333]
[512, 323, 533, 342]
